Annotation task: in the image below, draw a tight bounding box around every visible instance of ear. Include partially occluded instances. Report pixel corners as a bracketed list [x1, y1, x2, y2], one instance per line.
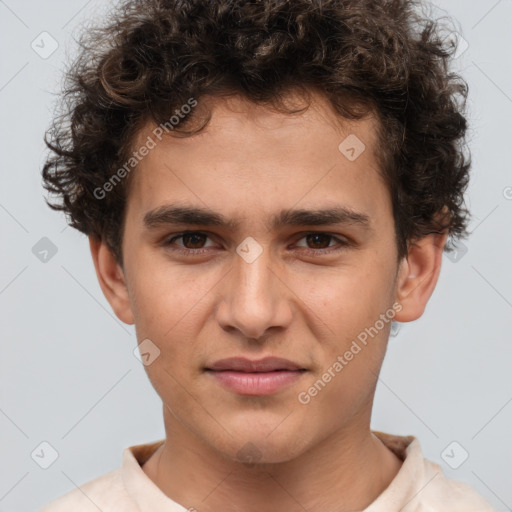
[393, 231, 449, 322]
[88, 235, 134, 325]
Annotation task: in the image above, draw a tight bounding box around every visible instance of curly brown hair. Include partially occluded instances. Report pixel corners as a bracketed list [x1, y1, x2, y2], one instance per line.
[42, 0, 471, 268]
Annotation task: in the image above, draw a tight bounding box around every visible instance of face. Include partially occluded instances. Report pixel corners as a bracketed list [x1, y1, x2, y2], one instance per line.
[91, 91, 444, 465]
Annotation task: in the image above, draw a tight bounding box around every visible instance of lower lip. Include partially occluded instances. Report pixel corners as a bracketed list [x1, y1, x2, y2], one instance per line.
[206, 370, 306, 396]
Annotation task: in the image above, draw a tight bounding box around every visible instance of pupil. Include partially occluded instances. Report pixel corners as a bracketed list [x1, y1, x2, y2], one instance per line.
[307, 233, 330, 249]
[184, 233, 205, 248]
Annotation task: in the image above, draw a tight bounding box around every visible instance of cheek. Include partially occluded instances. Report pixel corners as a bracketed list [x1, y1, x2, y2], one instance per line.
[127, 263, 211, 381]
[296, 328, 388, 432]
[292, 259, 393, 332]
[128, 257, 201, 335]
[291, 260, 394, 394]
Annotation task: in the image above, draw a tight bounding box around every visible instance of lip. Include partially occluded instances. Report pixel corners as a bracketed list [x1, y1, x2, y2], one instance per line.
[205, 356, 305, 373]
[204, 357, 307, 396]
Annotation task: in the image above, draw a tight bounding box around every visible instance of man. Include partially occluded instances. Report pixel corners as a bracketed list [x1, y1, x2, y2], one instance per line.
[39, 0, 495, 510]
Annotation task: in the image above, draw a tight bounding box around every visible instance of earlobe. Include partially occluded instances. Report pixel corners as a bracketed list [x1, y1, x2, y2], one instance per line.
[88, 235, 135, 325]
[393, 231, 449, 323]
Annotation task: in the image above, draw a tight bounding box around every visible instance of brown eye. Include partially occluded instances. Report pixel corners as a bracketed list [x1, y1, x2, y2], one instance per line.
[294, 232, 351, 255]
[165, 231, 215, 251]
[304, 233, 333, 249]
[180, 232, 208, 249]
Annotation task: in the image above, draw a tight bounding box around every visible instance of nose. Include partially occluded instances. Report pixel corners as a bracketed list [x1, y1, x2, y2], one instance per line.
[215, 245, 293, 341]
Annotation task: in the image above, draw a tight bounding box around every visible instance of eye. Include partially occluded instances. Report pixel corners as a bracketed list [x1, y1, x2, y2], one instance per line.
[163, 231, 351, 256]
[164, 231, 215, 253]
[294, 233, 350, 254]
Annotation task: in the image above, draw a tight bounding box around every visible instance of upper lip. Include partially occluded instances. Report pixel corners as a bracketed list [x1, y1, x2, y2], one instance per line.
[205, 357, 306, 372]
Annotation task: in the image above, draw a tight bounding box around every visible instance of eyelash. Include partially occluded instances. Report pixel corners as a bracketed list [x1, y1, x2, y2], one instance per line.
[162, 231, 351, 256]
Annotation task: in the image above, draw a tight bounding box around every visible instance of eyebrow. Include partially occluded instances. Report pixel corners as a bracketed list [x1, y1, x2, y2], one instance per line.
[143, 204, 373, 232]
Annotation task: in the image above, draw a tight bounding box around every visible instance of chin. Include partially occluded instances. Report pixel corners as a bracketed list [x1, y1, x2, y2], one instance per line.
[212, 424, 313, 466]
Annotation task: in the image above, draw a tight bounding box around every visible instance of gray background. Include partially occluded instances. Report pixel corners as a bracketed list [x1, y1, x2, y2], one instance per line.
[0, 0, 511, 510]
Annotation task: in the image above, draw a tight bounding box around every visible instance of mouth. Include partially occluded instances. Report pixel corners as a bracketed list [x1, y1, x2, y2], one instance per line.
[204, 357, 307, 396]
[205, 356, 306, 373]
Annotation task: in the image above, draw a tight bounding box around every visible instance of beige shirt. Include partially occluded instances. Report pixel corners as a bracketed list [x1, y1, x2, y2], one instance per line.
[39, 431, 495, 511]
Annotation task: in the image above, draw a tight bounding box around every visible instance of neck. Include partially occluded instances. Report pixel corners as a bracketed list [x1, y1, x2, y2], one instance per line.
[142, 410, 403, 512]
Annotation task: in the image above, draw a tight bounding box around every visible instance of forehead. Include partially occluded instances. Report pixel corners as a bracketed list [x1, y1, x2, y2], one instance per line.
[125, 92, 390, 230]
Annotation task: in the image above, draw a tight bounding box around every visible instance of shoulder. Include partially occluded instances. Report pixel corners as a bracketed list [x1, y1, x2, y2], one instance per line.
[371, 431, 496, 512]
[38, 468, 135, 512]
[419, 458, 496, 511]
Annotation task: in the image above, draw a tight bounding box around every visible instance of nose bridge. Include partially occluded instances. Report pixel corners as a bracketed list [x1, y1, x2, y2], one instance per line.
[235, 241, 276, 312]
[237, 244, 273, 301]
[217, 240, 290, 339]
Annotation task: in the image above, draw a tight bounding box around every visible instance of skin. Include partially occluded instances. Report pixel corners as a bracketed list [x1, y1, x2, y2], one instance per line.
[89, 90, 448, 512]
